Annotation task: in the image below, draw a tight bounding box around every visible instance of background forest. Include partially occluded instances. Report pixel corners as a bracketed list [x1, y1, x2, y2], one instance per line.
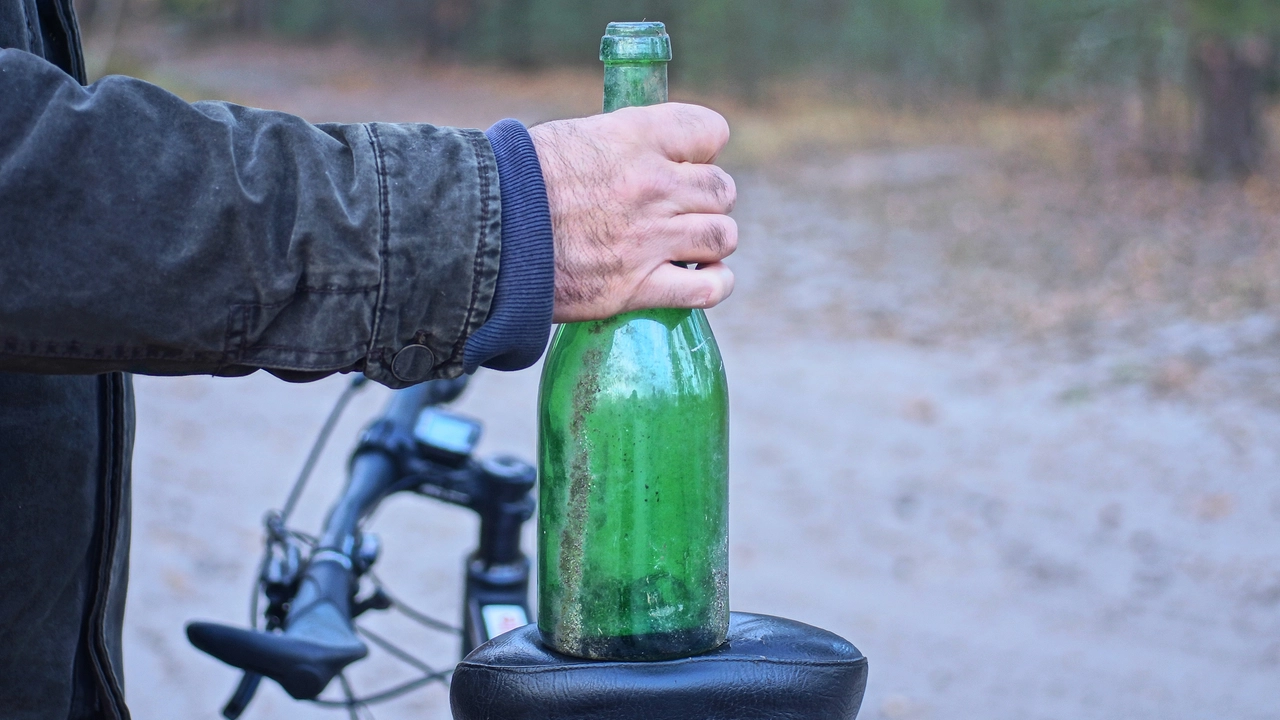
[98, 0, 1280, 178]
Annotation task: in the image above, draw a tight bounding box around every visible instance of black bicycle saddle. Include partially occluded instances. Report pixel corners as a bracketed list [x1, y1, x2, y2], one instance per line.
[450, 612, 868, 720]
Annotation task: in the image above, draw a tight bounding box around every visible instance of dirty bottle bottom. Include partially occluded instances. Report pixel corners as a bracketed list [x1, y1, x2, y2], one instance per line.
[540, 624, 726, 662]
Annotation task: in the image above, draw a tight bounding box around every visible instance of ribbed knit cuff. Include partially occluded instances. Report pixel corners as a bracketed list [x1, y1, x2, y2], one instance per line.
[463, 119, 555, 373]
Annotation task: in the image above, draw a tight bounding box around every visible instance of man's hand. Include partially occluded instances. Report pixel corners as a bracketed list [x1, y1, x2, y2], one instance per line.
[529, 103, 737, 323]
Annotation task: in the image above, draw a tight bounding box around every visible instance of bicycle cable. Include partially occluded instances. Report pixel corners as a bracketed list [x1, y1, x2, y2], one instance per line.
[282, 374, 370, 524]
[249, 376, 367, 630]
[367, 569, 463, 635]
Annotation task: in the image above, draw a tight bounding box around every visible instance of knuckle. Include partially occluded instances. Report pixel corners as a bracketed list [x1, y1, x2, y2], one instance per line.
[673, 278, 712, 309]
[635, 105, 666, 135]
[711, 113, 730, 146]
[702, 167, 727, 194]
[639, 165, 678, 203]
[699, 220, 729, 255]
[712, 269, 734, 307]
[632, 216, 664, 245]
[720, 217, 739, 254]
[673, 104, 728, 142]
[721, 170, 738, 211]
[691, 167, 734, 210]
[692, 272, 729, 309]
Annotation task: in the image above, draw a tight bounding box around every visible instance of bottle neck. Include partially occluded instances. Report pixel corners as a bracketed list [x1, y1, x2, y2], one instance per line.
[603, 62, 668, 112]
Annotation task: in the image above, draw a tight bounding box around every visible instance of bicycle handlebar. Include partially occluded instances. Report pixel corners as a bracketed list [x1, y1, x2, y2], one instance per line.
[318, 375, 467, 551]
[189, 376, 483, 707]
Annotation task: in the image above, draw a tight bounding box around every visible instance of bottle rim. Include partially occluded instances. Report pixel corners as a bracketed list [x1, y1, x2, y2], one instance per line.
[601, 21, 672, 64]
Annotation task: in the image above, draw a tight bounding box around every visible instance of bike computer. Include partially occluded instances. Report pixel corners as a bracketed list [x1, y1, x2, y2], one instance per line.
[413, 408, 481, 466]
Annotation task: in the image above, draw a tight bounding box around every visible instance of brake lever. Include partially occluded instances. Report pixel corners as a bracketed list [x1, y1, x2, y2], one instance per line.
[221, 672, 262, 720]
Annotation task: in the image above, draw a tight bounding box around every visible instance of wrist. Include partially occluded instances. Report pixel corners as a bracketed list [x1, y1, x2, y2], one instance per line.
[462, 119, 555, 373]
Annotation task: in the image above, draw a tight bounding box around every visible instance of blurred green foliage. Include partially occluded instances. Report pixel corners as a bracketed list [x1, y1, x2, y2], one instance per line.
[1190, 0, 1280, 37]
[453, 0, 1195, 99]
[160, 0, 225, 23]
[178, 0, 1279, 100]
[269, 0, 340, 37]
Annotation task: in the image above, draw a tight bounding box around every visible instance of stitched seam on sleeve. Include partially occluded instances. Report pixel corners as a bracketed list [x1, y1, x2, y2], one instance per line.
[238, 305, 250, 359]
[25, 2, 37, 49]
[217, 306, 239, 374]
[292, 284, 382, 295]
[448, 131, 496, 365]
[365, 123, 393, 368]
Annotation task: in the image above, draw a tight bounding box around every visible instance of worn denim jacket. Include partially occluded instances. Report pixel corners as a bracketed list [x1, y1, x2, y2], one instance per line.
[0, 1, 521, 717]
[0, 48, 502, 384]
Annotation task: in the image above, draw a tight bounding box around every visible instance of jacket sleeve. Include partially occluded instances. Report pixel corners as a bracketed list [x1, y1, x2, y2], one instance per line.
[0, 48, 501, 388]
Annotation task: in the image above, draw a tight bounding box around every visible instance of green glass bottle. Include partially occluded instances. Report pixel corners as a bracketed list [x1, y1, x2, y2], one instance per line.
[536, 21, 730, 662]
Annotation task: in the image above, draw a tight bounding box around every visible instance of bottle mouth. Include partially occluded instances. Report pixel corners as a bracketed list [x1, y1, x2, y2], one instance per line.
[606, 21, 665, 37]
[601, 21, 672, 63]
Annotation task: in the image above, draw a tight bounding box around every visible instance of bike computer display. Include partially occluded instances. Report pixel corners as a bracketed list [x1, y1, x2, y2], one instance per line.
[413, 408, 481, 466]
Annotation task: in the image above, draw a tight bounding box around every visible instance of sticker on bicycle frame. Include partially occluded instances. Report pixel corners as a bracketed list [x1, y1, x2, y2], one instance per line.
[481, 604, 529, 639]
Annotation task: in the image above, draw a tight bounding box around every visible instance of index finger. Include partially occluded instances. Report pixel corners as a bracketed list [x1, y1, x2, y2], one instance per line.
[641, 103, 731, 164]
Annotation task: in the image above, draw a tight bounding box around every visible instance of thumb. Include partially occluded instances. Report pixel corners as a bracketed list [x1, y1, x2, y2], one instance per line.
[635, 103, 731, 164]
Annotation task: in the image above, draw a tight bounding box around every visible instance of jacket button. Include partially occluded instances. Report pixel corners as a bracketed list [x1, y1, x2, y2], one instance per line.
[391, 344, 436, 384]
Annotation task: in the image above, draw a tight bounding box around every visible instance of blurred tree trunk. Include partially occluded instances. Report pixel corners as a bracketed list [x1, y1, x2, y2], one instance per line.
[1194, 35, 1271, 178]
[729, 4, 765, 105]
[82, 0, 127, 79]
[648, 0, 681, 87]
[498, 0, 535, 69]
[424, 0, 474, 60]
[1136, 0, 1180, 171]
[953, 0, 1003, 98]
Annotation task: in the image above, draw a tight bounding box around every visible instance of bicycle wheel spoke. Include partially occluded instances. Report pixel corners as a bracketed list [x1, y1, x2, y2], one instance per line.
[248, 554, 267, 629]
[337, 673, 359, 720]
[336, 673, 375, 720]
[368, 572, 462, 634]
[305, 626, 453, 709]
[310, 672, 452, 707]
[355, 624, 443, 677]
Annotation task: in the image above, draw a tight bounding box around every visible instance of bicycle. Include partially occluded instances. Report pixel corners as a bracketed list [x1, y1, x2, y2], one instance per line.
[187, 374, 870, 720]
[187, 374, 536, 718]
